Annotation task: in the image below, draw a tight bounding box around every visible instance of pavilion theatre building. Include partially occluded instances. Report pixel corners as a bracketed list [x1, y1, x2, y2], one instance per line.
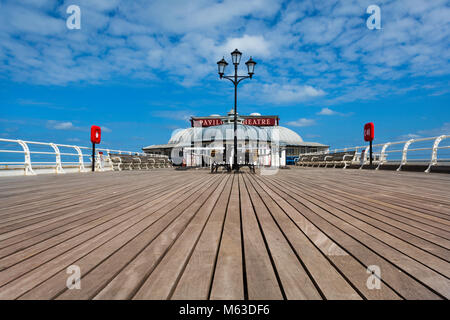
[143, 110, 328, 167]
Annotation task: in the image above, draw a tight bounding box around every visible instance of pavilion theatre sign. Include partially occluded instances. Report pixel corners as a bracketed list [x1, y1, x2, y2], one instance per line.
[243, 117, 277, 126]
[192, 117, 278, 127]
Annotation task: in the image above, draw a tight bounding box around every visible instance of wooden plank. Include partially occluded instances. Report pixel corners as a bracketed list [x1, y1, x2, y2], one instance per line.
[281, 175, 450, 240]
[0, 173, 185, 242]
[242, 173, 323, 300]
[0, 174, 192, 254]
[170, 175, 234, 300]
[274, 175, 450, 261]
[209, 173, 244, 300]
[1, 175, 215, 299]
[250, 174, 400, 300]
[260, 175, 442, 299]
[0, 167, 448, 300]
[131, 176, 230, 299]
[0, 172, 173, 224]
[52, 176, 220, 300]
[237, 173, 283, 300]
[0, 174, 208, 272]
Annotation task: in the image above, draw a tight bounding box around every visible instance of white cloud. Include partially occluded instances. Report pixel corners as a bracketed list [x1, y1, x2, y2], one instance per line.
[46, 120, 75, 130]
[0, 0, 448, 106]
[259, 84, 325, 104]
[418, 123, 450, 136]
[153, 110, 193, 121]
[17, 99, 51, 106]
[397, 122, 450, 140]
[286, 118, 316, 127]
[124, 0, 281, 34]
[221, 35, 271, 58]
[317, 107, 337, 115]
[101, 126, 112, 133]
[316, 107, 353, 117]
[398, 133, 421, 140]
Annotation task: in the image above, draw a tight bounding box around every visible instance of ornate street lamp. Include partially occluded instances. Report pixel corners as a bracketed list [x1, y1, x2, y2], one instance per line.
[217, 49, 257, 171]
[217, 57, 228, 78]
[245, 57, 256, 78]
[231, 49, 242, 64]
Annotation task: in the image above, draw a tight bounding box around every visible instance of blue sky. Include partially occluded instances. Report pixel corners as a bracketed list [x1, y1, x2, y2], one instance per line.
[0, 0, 449, 152]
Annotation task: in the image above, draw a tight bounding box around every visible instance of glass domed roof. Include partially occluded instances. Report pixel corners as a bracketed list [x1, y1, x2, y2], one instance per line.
[168, 124, 303, 146]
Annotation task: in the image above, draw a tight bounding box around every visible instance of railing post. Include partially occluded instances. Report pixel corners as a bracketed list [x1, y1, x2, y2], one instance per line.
[397, 139, 414, 172]
[17, 140, 35, 176]
[50, 143, 65, 174]
[73, 146, 86, 172]
[425, 135, 445, 173]
[376, 142, 391, 170]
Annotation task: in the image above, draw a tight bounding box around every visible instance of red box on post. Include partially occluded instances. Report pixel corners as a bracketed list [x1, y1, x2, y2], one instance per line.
[91, 125, 101, 144]
[364, 122, 374, 142]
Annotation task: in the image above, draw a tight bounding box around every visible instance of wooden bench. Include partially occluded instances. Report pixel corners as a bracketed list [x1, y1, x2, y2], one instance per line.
[312, 154, 328, 167]
[141, 156, 156, 169]
[110, 154, 172, 171]
[295, 151, 357, 169]
[110, 154, 132, 171]
[326, 151, 357, 168]
[210, 162, 232, 173]
[296, 155, 312, 167]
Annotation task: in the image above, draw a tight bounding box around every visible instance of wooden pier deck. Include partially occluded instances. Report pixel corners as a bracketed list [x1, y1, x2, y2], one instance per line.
[0, 168, 449, 300]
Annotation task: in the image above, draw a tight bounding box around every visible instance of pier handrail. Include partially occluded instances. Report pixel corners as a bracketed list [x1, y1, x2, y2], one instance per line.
[296, 135, 450, 172]
[0, 138, 167, 175]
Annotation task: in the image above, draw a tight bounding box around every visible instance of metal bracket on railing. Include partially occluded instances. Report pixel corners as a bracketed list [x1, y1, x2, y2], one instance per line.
[311, 156, 318, 167]
[324, 155, 332, 168]
[17, 140, 36, 176]
[359, 146, 370, 169]
[105, 149, 113, 169]
[348, 147, 359, 170]
[50, 143, 65, 174]
[73, 146, 86, 172]
[397, 139, 414, 171]
[342, 154, 353, 169]
[96, 152, 105, 172]
[425, 135, 445, 173]
[376, 142, 391, 170]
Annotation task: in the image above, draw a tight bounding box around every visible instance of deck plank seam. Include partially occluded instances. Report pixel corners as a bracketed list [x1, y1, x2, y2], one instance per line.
[207, 174, 235, 300]
[272, 176, 450, 260]
[261, 176, 447, 299]
[126, 176, 224, 300]
[6, 175, 215, 298]
[249, 174, 369, 300]
[167, 175, 232, 300]
[259, 175, 410, 299]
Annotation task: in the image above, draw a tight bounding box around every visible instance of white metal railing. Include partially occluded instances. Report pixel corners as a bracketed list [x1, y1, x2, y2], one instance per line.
[0, 138, 168, 176]
[296, 135, 450, 173]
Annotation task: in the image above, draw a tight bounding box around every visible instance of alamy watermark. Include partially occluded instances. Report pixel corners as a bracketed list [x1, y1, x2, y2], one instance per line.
[66, 265, 81, 290]
[66, 5, 81, 30]
[366, 5, 381, 30]
[366, 265, 381, 290]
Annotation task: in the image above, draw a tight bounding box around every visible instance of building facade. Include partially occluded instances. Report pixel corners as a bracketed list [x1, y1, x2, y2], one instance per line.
[143, 111, 328, 167]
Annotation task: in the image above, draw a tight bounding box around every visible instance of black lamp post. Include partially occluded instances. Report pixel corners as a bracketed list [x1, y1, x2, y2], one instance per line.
[217, 49, 256, 171]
